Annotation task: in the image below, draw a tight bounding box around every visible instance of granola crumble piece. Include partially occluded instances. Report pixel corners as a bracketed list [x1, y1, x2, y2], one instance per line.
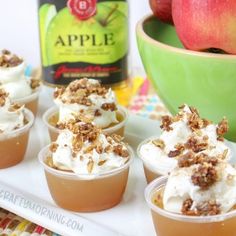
[94, 87, 108, 96]
[2, 49, 10, 55]
[191, 164, 217, 189]
[168, 143, 185, 158]
[94, 109, 102, 117]
[187, 112, 203, 131]
[30, 78, 41, 89]
[46, 156, 54, 168]
[104, 145, 112, 153]
[160, 115, 173, 131]
[196, 153, 218, 166]
[98, 160, 107, 166]
[181, 198, 196, 215]
[178, 152, 218, 168]
[87, 159, 94, 173]
[53, 87, 65, 99]
[0, 89, 8, 107]
[182, 199, 221, 216]
[113, 145, 129, 157]
[178, 151, 195, 168]
[110, 134, 123, 143]
[175, 143, 185, 152]
[152, 139, 165, 149]
[106, 136, 113, 144]
[72, 152, 77, 158]
[72, 135, 83, 152]
[95, 144, 103, 154]
[0, 53, 23, 67]
[216, 118, 228, 140]
[202, 118, 211, 127]
[69, 80, 84, 92]
[84, 144, 96, 154]
[219, 149, 228, 160]
[196, 201, 221, 216]
[168, 149, 182, 158]
[8, 103, 22, 112]
[185, 136, 208, 153]
[189, 106, 200, 116]
[101, 102, 117, 111]
[49, 143, 59, 153]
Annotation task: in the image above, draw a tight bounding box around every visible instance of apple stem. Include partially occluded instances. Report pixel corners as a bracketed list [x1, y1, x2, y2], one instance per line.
[99, 4, 118, 26]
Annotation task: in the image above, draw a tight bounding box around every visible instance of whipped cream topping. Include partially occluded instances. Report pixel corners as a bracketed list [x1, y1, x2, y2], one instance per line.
[48, 117, 130, 175]
[0, 50, 39, 100]
[54, 78, 118, 128]
[163, 160, 236, 215]
[0, 89, 25, 133]
[139, 105, 231, 175]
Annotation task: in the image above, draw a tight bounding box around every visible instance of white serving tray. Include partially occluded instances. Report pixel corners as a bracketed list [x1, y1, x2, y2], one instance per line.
[0, 87, 162, 236]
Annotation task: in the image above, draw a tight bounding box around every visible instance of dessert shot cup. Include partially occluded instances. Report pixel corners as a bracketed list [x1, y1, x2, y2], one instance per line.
[145, 176, 236, 236]
[0, 108, 34, 169]
[137, 136, 165, 183]
[43, 105, 128, 142]
[38, 145, 134, 212]
[14, 87, 41, 116]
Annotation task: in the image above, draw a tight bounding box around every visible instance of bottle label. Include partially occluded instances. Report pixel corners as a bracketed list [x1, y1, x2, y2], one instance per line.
[38, 0, 128, 86]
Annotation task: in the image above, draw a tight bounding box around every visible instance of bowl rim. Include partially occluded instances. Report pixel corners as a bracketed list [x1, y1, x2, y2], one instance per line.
[136, 14, 236, 59]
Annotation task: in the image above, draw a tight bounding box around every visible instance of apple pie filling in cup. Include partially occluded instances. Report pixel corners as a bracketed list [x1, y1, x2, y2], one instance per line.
[137, 104, 232, 183]
[0, 89, 34, 168]
[43, 78, 128, 141]
[0, 49, 41, 116]
[39, 116, 133, 212]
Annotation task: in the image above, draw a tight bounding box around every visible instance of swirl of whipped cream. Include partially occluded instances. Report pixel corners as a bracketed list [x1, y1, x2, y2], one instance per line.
[54, 78, 118, 128]
[139, 105, 231, 175]
[49, 118, 130, 175]
[163, 161, 236, 215]
[0, 50, 33, 99]
[0, 89, 25, 133]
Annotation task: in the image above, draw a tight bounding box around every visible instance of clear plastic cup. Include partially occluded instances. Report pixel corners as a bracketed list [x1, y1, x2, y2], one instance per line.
[14, 88, 41, 116]
[137, 137, 164, 183]
[38, 145, 134, 212]
[0, 108, 34, 169]
[145, 176, 236, 236]
[43, 105, 128, 142]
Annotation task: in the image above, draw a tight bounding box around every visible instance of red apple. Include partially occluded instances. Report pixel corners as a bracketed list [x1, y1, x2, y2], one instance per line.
[149, 0, 173, 24]
[172, 0, 236, 54]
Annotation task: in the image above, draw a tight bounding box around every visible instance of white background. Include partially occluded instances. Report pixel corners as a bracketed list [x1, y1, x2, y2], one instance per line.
[0, 0, 150, 71]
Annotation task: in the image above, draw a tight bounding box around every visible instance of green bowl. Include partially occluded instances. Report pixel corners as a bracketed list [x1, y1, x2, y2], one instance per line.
[136, 15, 236, 141]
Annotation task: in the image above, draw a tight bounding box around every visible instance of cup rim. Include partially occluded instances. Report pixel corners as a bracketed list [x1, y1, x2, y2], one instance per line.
[103, 105, 128, 133]
[42, 105, 128, 133]
[13, 85, 41, 104]
[137, 135, 168, 176]
[0, 108, 34, 140]
[42, 106, 60, 133]
[145, 176, 236, 223]
[136, 14, 236, 59]
[38, 144, 134, 180]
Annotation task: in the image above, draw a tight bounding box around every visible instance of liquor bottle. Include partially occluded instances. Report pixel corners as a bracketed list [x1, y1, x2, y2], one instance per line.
[38, 0, 132, 106]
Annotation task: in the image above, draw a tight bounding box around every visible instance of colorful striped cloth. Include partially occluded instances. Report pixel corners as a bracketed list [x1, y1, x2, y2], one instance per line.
[0, 208, 60, 235]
